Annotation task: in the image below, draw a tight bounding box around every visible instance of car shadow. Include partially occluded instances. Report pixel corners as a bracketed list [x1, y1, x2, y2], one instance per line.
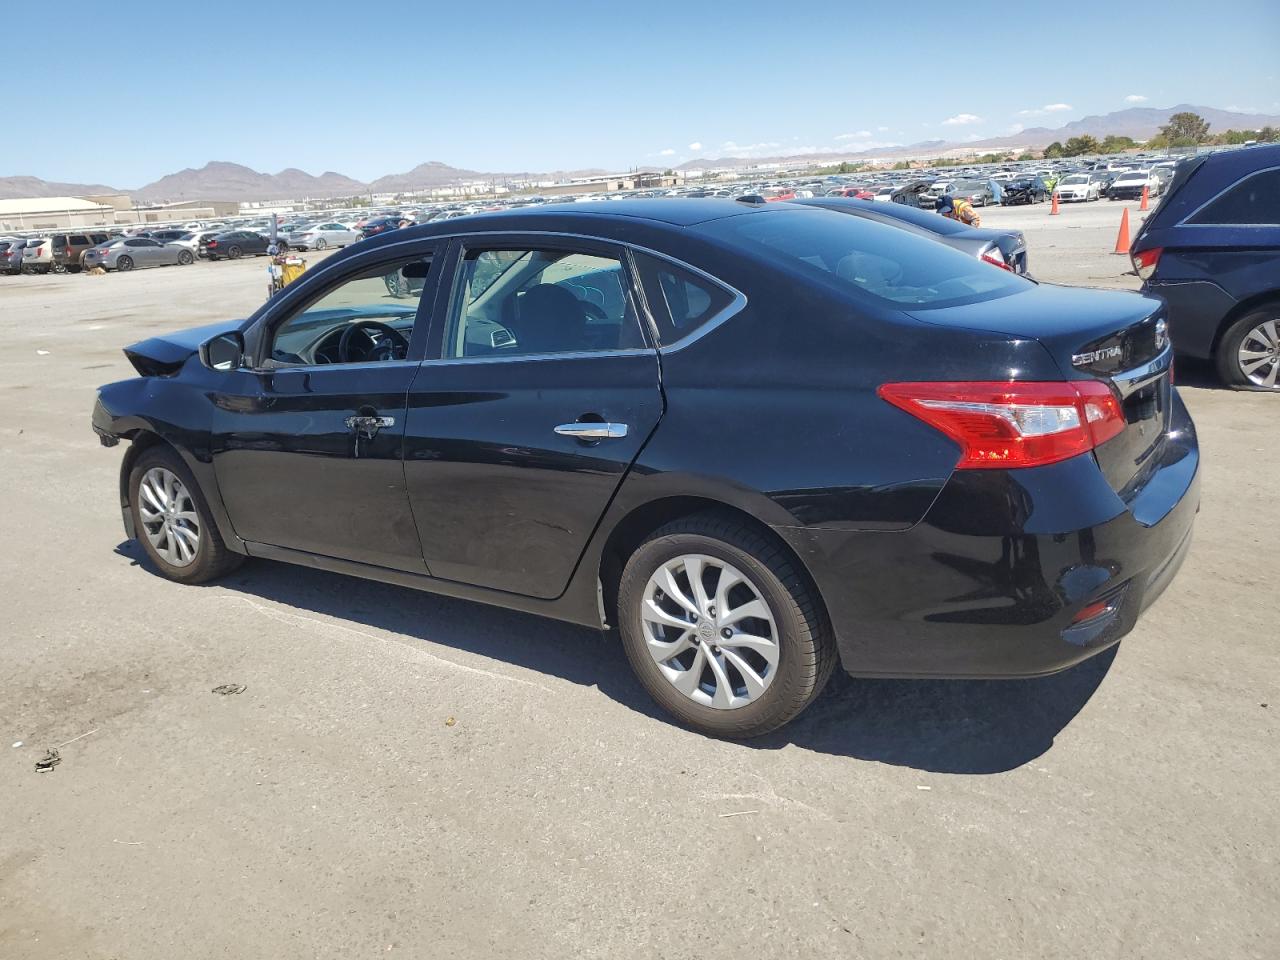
[115, 541, 1114, 774]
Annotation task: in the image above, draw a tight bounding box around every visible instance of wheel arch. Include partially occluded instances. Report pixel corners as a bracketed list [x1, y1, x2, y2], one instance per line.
[116, 427, 245, 554]
[1209, 289, 1280, 359]
[595, 495, 830, 634]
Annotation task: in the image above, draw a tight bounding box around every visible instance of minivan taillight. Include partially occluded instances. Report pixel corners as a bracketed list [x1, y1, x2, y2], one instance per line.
[1131, 246, 1162, 281]
[878, 381, 1125, 469]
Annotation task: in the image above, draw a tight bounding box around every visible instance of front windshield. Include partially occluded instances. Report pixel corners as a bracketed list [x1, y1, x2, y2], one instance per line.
[702, 208, 1027, 309]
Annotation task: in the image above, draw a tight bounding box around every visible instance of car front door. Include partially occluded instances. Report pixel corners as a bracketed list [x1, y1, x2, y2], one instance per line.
[209, 243, 441, 571]
[403, 236, 664, 599]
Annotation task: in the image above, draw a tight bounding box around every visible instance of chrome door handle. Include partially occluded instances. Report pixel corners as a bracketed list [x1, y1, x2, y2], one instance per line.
[554, 422, 628, 440]
[345, 415, 395, 434]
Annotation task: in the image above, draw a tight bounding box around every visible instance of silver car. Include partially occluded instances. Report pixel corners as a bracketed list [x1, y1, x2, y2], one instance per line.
[83, 237, 194, 272]
[283, 221, 361, 250]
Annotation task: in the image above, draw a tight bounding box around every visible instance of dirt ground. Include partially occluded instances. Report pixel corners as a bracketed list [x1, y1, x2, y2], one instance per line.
[1, 203, 1276, 960]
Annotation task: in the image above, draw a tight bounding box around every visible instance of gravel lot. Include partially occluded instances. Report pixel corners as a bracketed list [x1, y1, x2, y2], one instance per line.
[2, 202, 1276, 959]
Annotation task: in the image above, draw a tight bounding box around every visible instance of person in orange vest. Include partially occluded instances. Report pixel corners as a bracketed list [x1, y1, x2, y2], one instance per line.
[935, 193, 981, 227]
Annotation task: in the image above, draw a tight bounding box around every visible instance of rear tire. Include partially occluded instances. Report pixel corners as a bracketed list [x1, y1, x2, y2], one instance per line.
[116, 255, 134, 271]
[228, 245, 243, 260]
[1216, 305, 1280, 390]
[315, 238, 327, 250]
[178, 250, 193, 265]
[617, 513, 836, 739]
[128, 446, 244, 584]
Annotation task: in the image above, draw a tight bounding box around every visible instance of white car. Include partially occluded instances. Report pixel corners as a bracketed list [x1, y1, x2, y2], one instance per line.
[1108, 170, 1162, 201]
[872, 186, 896, 202]
[1054, 174, 1103, 202]
[283, 221, 360, 250]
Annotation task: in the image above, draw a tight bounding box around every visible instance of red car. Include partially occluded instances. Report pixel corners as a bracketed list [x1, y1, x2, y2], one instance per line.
[829, 186, 875, 199]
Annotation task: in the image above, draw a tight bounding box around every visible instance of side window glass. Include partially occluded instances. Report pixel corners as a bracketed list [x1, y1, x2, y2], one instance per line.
[633, 251, 736, 345]
[1188, 168, 1280, 225]
[270, 257, 432, 366]
[447, 248, 643, 358]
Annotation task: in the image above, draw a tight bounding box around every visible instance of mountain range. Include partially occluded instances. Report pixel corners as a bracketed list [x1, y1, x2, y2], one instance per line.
[2, 104, 1276, 203]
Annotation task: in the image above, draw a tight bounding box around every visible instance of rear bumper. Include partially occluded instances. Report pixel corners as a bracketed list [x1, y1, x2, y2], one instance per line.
[775, 393, 1200, 679]
[1141, 278, 1235, 360]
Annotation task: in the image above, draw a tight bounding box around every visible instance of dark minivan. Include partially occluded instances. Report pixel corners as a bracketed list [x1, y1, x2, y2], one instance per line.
[1131, 144, 1280, 388]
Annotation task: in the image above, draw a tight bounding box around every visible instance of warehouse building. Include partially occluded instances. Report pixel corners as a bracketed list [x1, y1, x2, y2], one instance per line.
[0, 196, 116, 232]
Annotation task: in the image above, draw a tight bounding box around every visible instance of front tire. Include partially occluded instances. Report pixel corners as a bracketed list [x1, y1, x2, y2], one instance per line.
[1217, 306, 1280, 389]
[128, 446, 243, 584]
[617, 513, 836, 739]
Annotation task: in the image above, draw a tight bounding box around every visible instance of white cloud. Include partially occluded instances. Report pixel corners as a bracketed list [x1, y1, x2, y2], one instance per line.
[1007, 122, 1025, 135]
[877, 125, 890, 132]
[687, 141, 702, 151]
[1019, 103, 1074, 117]
[1124, 94, 1148, 103]
[942, 113, 982, 126]
[658, 148, 676, 156]
[835, 130, 873, 140]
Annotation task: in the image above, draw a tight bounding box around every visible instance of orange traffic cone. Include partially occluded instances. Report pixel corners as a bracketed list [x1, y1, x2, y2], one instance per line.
[1139, 185, 1150, 211]
[1050, 193, 1060, 216]
[1112, 208, 1131, 255]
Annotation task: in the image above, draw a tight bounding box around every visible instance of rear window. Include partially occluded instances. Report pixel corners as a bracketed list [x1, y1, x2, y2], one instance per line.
[701, 208, 1027, 309]
[1187, 167, 1280, 225]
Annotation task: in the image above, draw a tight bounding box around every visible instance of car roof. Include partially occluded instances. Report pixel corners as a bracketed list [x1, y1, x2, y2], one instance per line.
[460, 199, 761, 228]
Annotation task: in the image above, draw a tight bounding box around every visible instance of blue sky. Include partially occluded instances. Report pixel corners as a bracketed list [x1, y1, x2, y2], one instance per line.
[8, 0, 1278, 186]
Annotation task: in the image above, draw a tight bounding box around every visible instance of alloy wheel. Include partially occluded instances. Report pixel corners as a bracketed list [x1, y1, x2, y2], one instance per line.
[640, 554, 780, 710]
[137, 466, 201, 567]
[1237, 318, 1280, 388]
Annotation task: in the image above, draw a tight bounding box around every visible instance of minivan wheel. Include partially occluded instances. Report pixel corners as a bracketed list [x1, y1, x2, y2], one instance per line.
[128, 446, 243, 584]
[617, 513, 836, 739]
[1218, 307, 1280, 389]
[116, 255, 134, 271]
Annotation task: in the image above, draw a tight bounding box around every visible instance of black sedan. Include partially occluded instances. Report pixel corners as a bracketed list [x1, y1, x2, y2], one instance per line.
[202, 230, 271, 261]
[795, 197, 1029, 274]
[92, 200, 1198, 738]
[360, 217, 403, 239]
[1003, 176, 1051, 205]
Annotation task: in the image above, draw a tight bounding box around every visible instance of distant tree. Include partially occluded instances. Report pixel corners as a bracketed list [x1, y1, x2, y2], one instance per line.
[1063, 135, 1101, 156]
[891, 160, 911, 170]
[1257, 126, 1279, 142]
[1017, 151, 1036, 161]
[1160, 111, 1210, 146]
[1100, 135, 1136, 153]
[1044, 141, 1065, 158]
[1144, 132, 1170, 149]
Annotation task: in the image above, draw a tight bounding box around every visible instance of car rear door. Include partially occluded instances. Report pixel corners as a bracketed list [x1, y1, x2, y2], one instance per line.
[402, 235, 663, 599]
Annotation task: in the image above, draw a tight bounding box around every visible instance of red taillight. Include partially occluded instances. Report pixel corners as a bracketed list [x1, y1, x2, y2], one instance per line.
[980, 248, 1013, 271]
[877, 380, 1126, 469]
[33, 246, 44, 255]
[1130, 246, 1162, 281]
[207, 240, 218, 247]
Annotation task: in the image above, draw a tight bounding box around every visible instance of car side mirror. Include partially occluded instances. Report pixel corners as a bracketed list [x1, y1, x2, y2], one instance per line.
[199, 331, 245, 371]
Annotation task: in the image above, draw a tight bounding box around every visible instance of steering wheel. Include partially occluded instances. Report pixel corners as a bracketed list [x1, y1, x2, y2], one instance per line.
[337, 320, 410, 363]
